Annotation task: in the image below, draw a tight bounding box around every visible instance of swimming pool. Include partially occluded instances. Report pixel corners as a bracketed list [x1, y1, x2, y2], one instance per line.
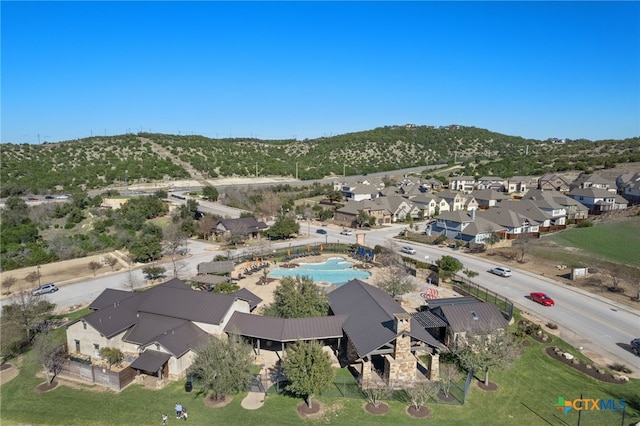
[269, 257, 371, 286]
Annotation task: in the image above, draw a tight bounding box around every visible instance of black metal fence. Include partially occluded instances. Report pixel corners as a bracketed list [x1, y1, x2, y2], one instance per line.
[453, 278, 514, 321]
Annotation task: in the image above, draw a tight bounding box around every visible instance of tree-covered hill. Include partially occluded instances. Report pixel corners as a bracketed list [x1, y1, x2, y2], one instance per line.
[1, 125, 638, 196]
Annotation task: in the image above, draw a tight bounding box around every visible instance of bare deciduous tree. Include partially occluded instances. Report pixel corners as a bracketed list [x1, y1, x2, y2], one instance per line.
[33, 331, 66, 385]
[103, 256, 119, 271]
[163, 224, 188, 278]
[24, 271, 41, 288]
[438, 363, 461, 397]
[197, 215, 216, 240]
[88, 261, 102, 277]
[512, 232, 537, 263]
[361, 372, 391, 409]
[405, 380, 439, 410]
[1, 275, 17, 295]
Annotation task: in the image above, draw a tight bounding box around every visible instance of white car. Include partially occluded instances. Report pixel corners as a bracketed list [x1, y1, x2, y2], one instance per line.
[490, 266, 512, 277]
[340, 229, 353, 235]
[400, 246, 416, 255]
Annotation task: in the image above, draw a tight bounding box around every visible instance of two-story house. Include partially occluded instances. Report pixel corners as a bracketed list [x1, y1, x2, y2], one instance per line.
[567, 187, 629, 214]
[449, 176, 476, 192]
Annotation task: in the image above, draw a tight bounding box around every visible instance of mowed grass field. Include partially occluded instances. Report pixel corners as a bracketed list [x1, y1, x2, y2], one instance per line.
[550, 219, 640, 267]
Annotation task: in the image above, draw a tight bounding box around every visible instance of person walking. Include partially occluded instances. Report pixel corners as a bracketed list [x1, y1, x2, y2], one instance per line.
[175, 403, 183, 419]
[181, 408, 188, 421]
[162, 413, 168, 425]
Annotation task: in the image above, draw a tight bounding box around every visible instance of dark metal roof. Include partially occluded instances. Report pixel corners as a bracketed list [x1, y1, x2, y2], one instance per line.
[82, 279, 241, 338]
[229, 288, 263, 311]
[88, 288, 136, 310]
[411, 311, 448, 328]
[328, 279, 443, 358]
[189, 275, 230, 285]
[425, 296, 479, 310]
[224, 312, 347, 342]
[137, 280, 238, 325]
[197, 261, 234, 275]
[129, 350, 171, 373]
[435, 302, 509, 334]
[122, 313, 210, 358]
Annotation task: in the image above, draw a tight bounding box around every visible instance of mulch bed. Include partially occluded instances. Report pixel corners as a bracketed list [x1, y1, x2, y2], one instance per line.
[204, 395, 233, 408]
[406, 405, 431, 418]
[437, 391, 457, 402]
[364, 402, 389, 415]
[0, 363, 12, 371]
[35, 381, 59, 393]
[545, 347, 627, 384]
[476, 381, 499, 392]
[297, 400, 321, 415]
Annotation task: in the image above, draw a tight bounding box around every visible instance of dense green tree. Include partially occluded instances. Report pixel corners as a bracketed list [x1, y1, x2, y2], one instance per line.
[282, 340, 333, 408]
[202, 185, 219, 201]
[436, 255, 464, 281]
[264, 215, 299, 240]
[262, 276, 329, 318]
[99, 347, 124, 369]
[127, 234, 162, 263]
[190, 334, 253, 401]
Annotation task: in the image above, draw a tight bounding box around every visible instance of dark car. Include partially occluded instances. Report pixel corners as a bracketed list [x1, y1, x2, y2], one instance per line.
[316, 229, 327, 235]
[530, 292, 554, 306]
[45, 195, 55, 199]
[631, 338, 640, 356]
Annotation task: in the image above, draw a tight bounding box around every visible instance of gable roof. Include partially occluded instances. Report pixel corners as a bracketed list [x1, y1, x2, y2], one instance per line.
[197, 261, 234, 275]
[224, 312, 347, 342]
[328, 279, 443, 358]
[229, 288, 263, 311]
[81, 278, 242, 338]
[122, 312, 210, 357]
[435, 302, 508, 334]
[215, 217, 268, 234]
[88, 288, 136, 310]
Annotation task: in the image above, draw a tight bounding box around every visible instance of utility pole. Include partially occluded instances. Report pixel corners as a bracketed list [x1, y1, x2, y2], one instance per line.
[295, 162, 298, 180]
[343, 163, 346, 177]
[256, 162, 258, 177]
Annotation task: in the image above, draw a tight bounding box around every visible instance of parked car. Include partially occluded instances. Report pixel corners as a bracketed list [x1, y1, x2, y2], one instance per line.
[316, 229, 327, 235]
[32, 283, 59, 296]
[490, 266, 512, 277]
[529, 292, 554, 306]
[27, 197, 38, 201]
[400, 246, 416, 255]
[631, 338, 640, 356]
[45, 195, 55, 199]
[340, 229, 352, 235]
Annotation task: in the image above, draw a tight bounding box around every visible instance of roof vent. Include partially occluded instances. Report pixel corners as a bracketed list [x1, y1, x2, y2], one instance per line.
[471, 311, 479, 321]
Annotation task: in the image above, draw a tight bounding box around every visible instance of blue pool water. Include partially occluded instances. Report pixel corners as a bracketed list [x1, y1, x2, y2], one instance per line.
[269, 257, 370, 285]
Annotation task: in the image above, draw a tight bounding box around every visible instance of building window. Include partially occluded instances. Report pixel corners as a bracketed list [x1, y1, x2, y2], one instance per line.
[75, 340, 80, 352]
[82, 321, 87, 330]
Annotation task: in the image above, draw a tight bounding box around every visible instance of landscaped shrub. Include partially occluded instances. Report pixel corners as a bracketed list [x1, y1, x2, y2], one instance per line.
[546, 322, 558, 330]
[576, 220, 594, 228]
[610, 363, 632, 374]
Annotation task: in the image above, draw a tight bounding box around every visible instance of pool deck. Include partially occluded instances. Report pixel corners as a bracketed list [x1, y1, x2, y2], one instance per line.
[232, 254, 461, 312]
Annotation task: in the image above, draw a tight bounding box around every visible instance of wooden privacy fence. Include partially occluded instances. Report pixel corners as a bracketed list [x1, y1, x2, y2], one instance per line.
[59, 359, 136, 391]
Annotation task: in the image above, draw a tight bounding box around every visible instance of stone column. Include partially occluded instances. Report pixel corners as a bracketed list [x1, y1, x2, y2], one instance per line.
[361, 359, 373, 387]
[429, 351, 440, 381]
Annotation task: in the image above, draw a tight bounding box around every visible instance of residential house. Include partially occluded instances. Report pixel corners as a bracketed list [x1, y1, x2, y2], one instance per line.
[212, 217, 268, 239]
[567, 187, 629, 214]
[426, 209, 506, 244]
[449, 176, 476, 192]
[334, 199, 393, 226]
[538, 173, 572, 192]
[341, 183, 381, 202]
[410, 193, 442, 218]
[476, 176, 505, 192]
[616, 171, 640, 204]
[476, 206, 540, 238]
[470, 189, 508, 209]
[505, 176, 539, 195]
[522, 189, 587, 224]
[421, 178, 444, 192]
[66, 279, 254, 380]
[437, 190, 478, 212]
[498, 199, 564, 231]
[570, 173, 616, 193]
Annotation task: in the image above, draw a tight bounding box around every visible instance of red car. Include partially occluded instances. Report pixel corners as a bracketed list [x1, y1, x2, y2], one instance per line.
[530, 292, 554, 306]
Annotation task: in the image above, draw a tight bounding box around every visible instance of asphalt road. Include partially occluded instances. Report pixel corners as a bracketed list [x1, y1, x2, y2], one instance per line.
[4, 223, 639, 370]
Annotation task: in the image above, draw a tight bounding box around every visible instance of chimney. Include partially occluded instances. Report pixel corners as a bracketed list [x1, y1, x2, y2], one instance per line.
[471, 209, 476, 220]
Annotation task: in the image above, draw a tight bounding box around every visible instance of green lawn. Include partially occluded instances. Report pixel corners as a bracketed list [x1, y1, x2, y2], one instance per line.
[2, 333, 639, 426]
[550, 221, 640, 267]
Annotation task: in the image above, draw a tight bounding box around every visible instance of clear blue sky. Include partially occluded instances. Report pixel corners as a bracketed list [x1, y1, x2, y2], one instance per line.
[2, 1, 639, 144]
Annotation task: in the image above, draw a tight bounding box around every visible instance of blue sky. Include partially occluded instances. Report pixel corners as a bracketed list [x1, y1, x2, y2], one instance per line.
[2, 1, 639, 144]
